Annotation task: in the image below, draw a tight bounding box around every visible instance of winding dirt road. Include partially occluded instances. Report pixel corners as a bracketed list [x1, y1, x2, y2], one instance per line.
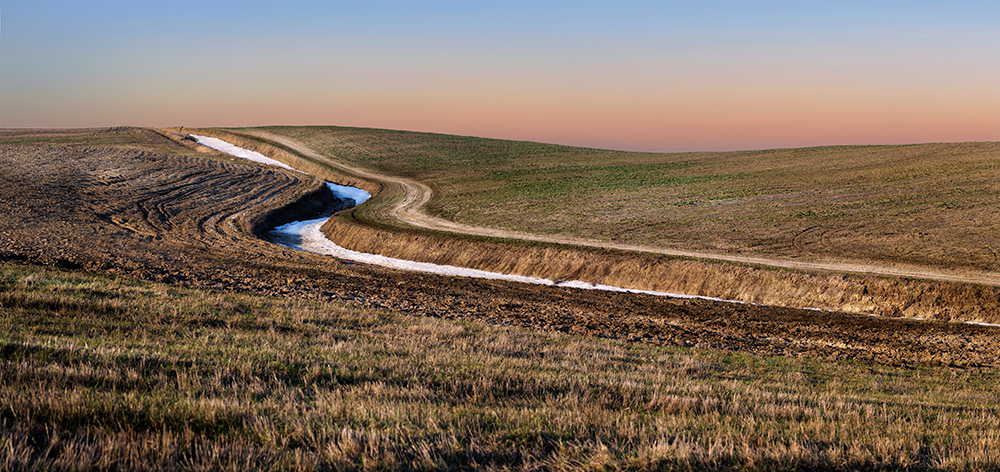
[4, 127, 1000, 367]
[237, 129, 1000, 288]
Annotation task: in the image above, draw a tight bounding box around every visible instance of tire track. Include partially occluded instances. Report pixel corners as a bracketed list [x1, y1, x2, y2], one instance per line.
[77, 144, 310, 251]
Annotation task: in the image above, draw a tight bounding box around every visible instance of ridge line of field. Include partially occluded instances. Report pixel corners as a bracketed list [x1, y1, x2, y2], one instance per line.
[234, 129, 1000, 287]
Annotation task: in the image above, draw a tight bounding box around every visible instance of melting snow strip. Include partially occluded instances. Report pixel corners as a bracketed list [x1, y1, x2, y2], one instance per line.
[966, 321, 1000, 327]
[326, 182, 371, 205]
[271, 185, 749, 306]
[191, 134, 303, 173]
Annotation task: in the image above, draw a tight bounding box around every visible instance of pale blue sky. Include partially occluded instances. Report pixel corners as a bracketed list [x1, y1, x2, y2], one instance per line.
[2, 0, 997, 151]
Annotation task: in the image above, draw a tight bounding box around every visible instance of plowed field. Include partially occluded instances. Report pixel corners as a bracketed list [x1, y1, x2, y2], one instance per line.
[2, 127, 998, 368]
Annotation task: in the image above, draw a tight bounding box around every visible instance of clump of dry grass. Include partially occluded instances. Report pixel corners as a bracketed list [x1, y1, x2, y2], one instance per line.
[2, 261, 1000, 471]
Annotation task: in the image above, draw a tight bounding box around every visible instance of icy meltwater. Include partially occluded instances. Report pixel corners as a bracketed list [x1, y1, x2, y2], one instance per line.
[325, 182, 371, 206]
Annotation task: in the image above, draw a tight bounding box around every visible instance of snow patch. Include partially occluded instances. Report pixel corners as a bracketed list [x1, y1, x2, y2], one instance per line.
[270, 215, 752, 305]
[327, 182, 371, 206]
[965, 321, 1000, 328]
[271, 217, 557, 286]
[191, 134, 302, 173]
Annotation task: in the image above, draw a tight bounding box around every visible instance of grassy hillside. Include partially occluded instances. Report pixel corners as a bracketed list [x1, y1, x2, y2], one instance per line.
[3, 261, 1000, 471]
[242, 126, 1000, 272]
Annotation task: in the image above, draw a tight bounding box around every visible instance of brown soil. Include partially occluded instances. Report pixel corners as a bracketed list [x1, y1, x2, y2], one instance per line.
[2, 127, 999, 369]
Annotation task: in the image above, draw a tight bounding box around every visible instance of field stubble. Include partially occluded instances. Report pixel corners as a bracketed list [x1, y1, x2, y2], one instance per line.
[3, 127, 1000, 469]
[3, 262, 1000, 471]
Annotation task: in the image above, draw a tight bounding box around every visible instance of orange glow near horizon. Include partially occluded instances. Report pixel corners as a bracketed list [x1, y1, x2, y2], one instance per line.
[2, 1, 997, 152]
[223, 85, 997, 151]
[5, 76, 996, 152]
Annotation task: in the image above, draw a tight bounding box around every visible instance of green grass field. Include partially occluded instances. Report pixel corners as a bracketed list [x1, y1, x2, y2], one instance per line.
[3, 261, 999, 471]
[242, 126, 1000, 272]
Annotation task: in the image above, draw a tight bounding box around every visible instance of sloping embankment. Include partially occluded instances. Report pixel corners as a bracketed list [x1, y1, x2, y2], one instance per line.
[188, 128, 1000, 324]
[323, 215, 1000, 323]
[169, 128, 379, 195]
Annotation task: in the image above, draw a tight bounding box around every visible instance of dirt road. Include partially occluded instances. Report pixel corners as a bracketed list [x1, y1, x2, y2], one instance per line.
[238, 129, 1000, 288]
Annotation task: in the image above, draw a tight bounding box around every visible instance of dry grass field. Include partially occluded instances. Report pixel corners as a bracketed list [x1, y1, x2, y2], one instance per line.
[4, 262, 1000, 471]
[244, 126, 1000, 273]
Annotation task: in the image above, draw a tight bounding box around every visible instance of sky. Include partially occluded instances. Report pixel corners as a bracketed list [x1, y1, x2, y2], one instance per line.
[1, 0, 997, 152]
